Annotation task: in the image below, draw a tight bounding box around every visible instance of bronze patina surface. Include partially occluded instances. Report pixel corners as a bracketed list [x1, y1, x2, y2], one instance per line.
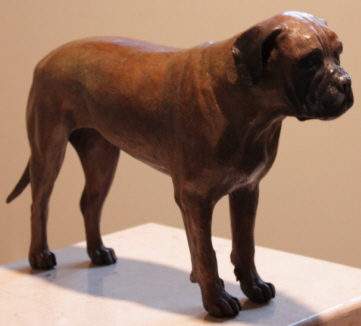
[7, 11, 353, 318]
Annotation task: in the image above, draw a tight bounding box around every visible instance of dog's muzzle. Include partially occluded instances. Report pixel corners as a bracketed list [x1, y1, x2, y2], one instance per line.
[298, 67, 354, 121]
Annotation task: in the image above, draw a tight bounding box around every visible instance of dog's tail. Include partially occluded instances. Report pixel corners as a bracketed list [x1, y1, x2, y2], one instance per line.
[6, 161, 30, 203]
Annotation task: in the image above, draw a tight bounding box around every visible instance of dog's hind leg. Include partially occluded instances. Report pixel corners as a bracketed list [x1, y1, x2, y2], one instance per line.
[27, 115, 69, 270]
[69, 128, 119, 265]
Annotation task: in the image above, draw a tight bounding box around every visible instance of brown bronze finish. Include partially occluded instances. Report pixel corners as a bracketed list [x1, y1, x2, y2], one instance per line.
[7, 11, 353, 317]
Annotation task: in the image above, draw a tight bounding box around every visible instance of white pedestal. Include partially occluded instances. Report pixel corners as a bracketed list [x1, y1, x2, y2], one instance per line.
[1, 223, 361, 325]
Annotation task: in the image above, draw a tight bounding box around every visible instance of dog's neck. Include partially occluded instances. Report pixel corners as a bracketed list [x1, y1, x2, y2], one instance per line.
[195, 39, 289, 125]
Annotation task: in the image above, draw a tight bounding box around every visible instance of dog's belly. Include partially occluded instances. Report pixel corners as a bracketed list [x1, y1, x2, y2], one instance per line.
[83, 111, 172, 175]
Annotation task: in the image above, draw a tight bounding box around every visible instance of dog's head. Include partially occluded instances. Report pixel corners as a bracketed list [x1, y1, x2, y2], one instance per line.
[232, 11, 354, 121]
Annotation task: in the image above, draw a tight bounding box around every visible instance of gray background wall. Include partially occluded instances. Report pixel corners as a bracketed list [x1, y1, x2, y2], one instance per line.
[1, 0, 360, 268]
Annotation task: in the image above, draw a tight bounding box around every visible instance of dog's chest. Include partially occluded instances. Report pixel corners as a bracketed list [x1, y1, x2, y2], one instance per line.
[234, 122, 282, 187]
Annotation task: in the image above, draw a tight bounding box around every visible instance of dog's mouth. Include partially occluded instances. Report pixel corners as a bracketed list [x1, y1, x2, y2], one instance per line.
[295, 63, 354, 122]
[297, 83, 354, 122]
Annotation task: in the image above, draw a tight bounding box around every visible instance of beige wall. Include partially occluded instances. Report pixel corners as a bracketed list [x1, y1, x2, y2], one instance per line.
[1, 1, 360, 268]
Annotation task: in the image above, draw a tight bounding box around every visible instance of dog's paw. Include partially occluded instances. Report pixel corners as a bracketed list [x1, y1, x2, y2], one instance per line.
[88, 245, 117, 265]
[29, 249, 57, 270]
[203, 289, 241, 318]
[241, 280, 275, 304]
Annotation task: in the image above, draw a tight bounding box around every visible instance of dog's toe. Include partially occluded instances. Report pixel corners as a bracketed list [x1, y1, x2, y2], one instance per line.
[88, 246, 117, 265]
[204, 290, 241, 318]
[241, 281, 275, 304]
[29, 249, 57, 270]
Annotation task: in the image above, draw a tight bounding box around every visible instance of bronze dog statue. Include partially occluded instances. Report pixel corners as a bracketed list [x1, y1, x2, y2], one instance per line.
[7, 11, 353, 317]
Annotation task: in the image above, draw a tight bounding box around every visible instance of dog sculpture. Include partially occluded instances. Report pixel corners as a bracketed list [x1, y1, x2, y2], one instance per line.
[7, 11, 353, 317]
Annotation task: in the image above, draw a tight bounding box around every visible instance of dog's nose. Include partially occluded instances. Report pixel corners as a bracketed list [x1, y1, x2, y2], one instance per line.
[339, 74, 352, 93]
[334, 69, 352, 93]
[336, 72, 354, 108]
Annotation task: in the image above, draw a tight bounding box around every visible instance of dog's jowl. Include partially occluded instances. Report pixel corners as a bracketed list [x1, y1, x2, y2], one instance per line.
[7, 11, 353, 318]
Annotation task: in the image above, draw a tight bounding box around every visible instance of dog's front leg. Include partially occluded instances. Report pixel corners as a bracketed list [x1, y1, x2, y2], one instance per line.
[175, 191, 241, 317]
[229, 185, 275, 304]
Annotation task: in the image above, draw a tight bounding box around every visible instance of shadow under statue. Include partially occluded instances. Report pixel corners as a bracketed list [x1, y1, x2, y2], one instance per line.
[6, 11, 353, 318]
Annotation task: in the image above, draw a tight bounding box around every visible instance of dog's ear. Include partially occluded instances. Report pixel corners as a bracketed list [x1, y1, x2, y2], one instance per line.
[232, 24, 285, 86]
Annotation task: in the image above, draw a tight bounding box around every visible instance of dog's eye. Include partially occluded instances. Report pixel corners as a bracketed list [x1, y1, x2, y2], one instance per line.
[306, 57, 322, 69]
[300, 50, 323, 71]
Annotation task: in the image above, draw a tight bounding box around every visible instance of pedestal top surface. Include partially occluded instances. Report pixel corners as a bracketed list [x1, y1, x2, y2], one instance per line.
[1, 223, 361, 325]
